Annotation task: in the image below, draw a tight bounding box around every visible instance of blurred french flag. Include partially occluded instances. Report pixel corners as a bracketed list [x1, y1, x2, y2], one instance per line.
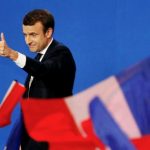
[4, 57, 150, 150]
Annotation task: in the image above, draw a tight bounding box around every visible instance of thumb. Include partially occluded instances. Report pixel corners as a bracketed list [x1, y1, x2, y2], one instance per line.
[1, 32, 5, 42]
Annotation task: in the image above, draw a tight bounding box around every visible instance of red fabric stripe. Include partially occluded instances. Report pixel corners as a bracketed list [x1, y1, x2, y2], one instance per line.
[21, 99, 104, 150]
[0, 81, 25, 127]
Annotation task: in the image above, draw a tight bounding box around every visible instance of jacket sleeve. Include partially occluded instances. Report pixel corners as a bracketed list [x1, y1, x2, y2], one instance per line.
[22, 45, 76, 80]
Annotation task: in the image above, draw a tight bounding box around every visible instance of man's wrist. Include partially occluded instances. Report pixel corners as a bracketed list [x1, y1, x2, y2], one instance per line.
[8, 49, 18, 61]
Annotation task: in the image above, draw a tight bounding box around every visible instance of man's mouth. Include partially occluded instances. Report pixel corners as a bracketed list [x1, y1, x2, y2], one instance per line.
[29, 45, 36, 48]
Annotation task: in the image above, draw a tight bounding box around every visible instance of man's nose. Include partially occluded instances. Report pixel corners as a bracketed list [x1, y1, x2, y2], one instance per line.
[25, 36, 32, 44]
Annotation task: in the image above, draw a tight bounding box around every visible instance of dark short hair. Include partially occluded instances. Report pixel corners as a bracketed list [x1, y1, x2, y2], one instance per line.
[23, 9, 55, 33]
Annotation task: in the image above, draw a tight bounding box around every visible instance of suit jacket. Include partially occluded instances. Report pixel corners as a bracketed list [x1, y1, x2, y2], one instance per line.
[21, 39, 76, 150]
[23, 39, 76, 98]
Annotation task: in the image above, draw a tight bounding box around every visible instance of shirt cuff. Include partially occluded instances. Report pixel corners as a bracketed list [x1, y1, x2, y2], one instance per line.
[14, 52, 26, 68]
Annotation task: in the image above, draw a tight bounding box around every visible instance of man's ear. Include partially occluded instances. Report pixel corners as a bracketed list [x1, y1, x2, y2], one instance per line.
[46, 28, 53, 38]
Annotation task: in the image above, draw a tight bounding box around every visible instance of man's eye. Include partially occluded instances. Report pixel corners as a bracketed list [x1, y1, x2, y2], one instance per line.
[32, 34, 37, 37]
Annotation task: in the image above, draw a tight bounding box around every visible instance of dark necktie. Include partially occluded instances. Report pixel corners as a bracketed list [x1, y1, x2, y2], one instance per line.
[34, 53, 42, 61]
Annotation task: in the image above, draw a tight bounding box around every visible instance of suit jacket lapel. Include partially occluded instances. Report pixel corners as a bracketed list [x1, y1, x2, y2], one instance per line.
[41, 39, 59, 62]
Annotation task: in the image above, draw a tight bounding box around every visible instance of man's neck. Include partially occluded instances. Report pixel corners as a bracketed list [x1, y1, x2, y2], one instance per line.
[39, 37, 53, 55]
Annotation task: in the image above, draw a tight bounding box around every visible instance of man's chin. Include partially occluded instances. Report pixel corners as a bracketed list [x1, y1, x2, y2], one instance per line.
[29, 47, 38, 52]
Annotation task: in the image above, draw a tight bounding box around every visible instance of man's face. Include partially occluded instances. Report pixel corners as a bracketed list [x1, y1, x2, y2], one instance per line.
[23, 22, 52, 52]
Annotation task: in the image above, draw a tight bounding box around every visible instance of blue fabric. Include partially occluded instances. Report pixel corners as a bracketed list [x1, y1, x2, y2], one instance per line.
[90, 97, 136, 150]
[5, 116, 22, 150]
[116, 57, 150, 134]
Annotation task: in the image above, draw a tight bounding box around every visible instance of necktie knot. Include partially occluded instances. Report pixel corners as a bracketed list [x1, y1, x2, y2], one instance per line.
[35, 53, 42, 61]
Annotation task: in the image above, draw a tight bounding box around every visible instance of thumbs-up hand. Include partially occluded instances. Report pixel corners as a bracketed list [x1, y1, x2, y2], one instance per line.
[0, 32, 9, 56]
[0, 33, 18, 60]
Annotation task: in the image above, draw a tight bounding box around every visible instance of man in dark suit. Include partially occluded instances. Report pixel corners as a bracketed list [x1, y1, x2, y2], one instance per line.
[0, 9, 76, 150]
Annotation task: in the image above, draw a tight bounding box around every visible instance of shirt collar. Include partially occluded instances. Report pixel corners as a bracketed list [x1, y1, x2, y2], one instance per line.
[39, 37, 53, 55]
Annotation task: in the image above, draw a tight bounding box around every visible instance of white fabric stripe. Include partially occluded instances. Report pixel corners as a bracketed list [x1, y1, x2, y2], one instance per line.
[65, 76, 141, 138]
